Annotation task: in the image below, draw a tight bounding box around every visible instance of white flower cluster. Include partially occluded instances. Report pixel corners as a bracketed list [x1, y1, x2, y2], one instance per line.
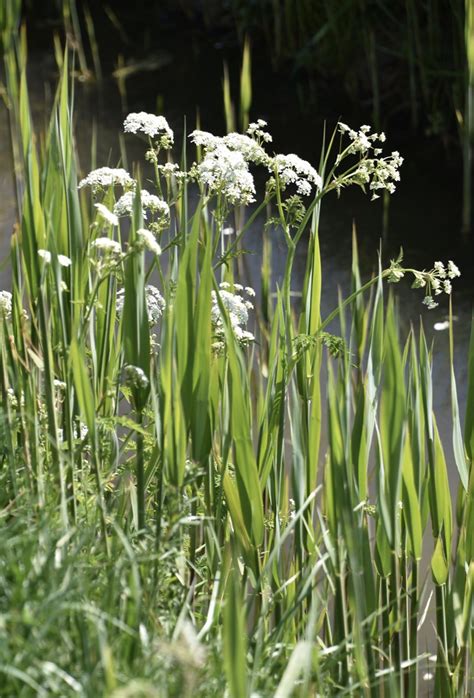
[113, 189, 170, 222]
[116, 285, 165, 326]
[336, 123, 403, 199]
[95, 202, 119, 227]
[193, 145, 256, 205]
[422, 260, 461, 309]
[272, 153, 323, 196]
[0, 290, 12, 320]
[90, 237, 123, 275]
[78, 167, 134, 193]
[388, 256, 461, 310]
[211, 282, 255, 353]
[155, 162, 187, 179]
[91, 237, 122, 256]
[338, 123, 386, 155]
[353, 151, 403, 199]
[124, 112, 174, 148]
[222, 133, 269, 165]
[136, 228, 162, 256]
[145, 285, 166, 324]
[38, 249, 72, 267]
[190, 123, 274, 205]
[247, 119, 272, 143]
[123, 364, 149, 390]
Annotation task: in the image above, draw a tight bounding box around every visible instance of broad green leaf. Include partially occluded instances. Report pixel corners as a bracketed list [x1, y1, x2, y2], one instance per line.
[223, 557, 248, 698]
[402, 433, 423, 560]
[431, 536, 449, 586]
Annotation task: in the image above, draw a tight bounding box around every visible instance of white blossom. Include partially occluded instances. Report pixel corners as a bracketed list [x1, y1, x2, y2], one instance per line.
[116, 285, 165, 326]
[90, 237, 123, 274]
[211, 283, 255, 352]
[0, 290, 12, 320]
[434, 261, 446, 278]
[124, 112, 174, 147]
[272, 153, 322, 195]
[90, 237, 122, 256]
[447, 260, 460, 278]
[58, 255, 72, 267]
[335, 124, 403, 197]
[194, 145, 256, 205]
[423, 296, 438, 310]
[113, 189, 170, 221]
[38, 250, 71, 267]
[222, 132, 269, 165]
[94, 202, 119, 227]
[191, 126, 271, 165]
[137, 228, 162, 256]
[78, 167, 134, 192]
[338, 122, 387, 155]
[38, 249, 52, 263]
[189, 130, 222, 150]
[145, 285, 166, 324]
[247, 120, 272, 143]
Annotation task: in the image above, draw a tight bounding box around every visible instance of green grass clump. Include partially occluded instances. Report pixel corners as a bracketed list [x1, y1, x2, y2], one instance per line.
[0, 37, 473, 698]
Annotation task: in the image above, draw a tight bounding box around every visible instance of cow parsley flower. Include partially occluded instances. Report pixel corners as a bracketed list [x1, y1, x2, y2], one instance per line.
[91, 237, 122, 256]
[222, 133, 269, 165]
[247, 119, 273, 143]
[338, 123, 387, 155]
[423, 295, 438, 309]
[78, 167, 135, 193]
[211, 283, 255, 353]
[335, 124, 403, 198]
[386, 254, 460, 309]
[447, 260, 460, 278]
[136, 228, 162, 256]
[145, 285, 166, 324]
[434, 261, 446, 278]
[0, 290, 12, 320]
[38, 250, 72, 267]
[190, 126, 271, 165]
[193, 145, 256, 205]
[124, 112, 174, 148]
[95, 202, 119, 227]
[38, 249, 52, 263]
[271, 153, 323, 195]
[189, 130, 222, 150]
[116, 285, 165, 326]
[113, 189, 170, 222]
[90, 237, 123, 274]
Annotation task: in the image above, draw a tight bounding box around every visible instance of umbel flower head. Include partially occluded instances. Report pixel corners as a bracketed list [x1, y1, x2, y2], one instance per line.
[192, 145, 256, 205]
[0, 290, 12, 320]
[124, 112, 174, 148]
[335, 123, 403, 200]
[113, 189, 170, 222]
[211, 282, 255, 354]
[78, 167, 135, 193]
[116, 285, 165, 327]
[190, 121, 275, 205]
[387, 252, 461, 309]
[271, 153, 323, 196]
